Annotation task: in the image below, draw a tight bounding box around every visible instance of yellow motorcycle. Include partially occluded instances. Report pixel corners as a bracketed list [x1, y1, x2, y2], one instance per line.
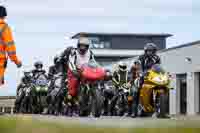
[135, 64, 172, 118]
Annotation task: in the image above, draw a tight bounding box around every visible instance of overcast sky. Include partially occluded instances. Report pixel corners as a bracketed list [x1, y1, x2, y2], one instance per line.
[0, 0, 200, 95]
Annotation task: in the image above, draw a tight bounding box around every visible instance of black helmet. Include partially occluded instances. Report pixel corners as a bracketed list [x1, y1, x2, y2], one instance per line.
[24, 71, 32, 78]
[0, 6, 7, 18]
[144, 43, 158, 55]
[34, 61, 43, 69]
[134, 60, 141, 65]
[64, 46, 73, 55]
[105, 69, 112, 81]
[54, 55, 60, 65]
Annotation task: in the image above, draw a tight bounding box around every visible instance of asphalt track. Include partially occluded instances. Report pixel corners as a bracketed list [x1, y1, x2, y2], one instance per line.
[4, 114, 200, 128]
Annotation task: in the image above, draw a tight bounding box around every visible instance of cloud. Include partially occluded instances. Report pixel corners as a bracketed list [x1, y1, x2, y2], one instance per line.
[5, 0, 200, 17]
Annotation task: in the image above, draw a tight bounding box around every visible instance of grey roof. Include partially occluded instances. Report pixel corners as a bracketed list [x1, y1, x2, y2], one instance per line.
[71, 32, 173, 39]
[110, 40, 200, 63]
[104, 40, 200, 69]
[127, 40, 200, 58]
[159, 40, 200, 53]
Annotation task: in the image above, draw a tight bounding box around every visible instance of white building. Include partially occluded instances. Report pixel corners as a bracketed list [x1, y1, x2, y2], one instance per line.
[109, 40, 200, 116]
[0, 96, 15, 114]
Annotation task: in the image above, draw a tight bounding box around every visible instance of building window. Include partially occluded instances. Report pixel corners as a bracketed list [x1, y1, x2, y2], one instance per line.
[5, 107, 11, 113]
[89, 37, 111, 49]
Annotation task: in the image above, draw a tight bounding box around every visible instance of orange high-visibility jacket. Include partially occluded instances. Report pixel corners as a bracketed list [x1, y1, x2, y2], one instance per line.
[0, 19, 20, 65]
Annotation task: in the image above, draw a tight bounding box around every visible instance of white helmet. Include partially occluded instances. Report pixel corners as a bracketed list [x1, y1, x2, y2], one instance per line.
[118, 61, 127, 71]
[77, 37, 91, 55]
[78, 37, 90, 45]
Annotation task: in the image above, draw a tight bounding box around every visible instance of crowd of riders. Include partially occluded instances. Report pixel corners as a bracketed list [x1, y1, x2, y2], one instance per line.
[0, 5, 171, 118]
[15, 36, 171, 118]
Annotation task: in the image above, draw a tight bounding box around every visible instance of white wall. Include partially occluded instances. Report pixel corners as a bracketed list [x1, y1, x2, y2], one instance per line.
[159, 43, 200, 74]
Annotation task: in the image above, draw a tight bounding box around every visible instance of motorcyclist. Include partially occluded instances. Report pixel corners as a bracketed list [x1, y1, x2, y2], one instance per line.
[130, 60, 142, 117]
[15, 71, 32, 112]
[138, 43, 161, 72]
[130, 60, 141, 85]
[111, 62, 131, 115]
[59, 46, 74, 87]
[47, 56, 62, 94]
[48, 45, 73, 85]
[67, 37, 96, 114]
[112, 62, 130, 89]
[102, 70, 113, 116]
[32, 61, 47, 80]
[131, 42, 161, 118]
[48, 55, 63, 80]
[60, 46, 74, 69]
[16, 71, 33, 94]
[46, 55, 66, 114]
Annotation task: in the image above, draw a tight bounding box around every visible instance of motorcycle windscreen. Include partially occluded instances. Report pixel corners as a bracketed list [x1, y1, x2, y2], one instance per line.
[81, 66, 106, 81]
[35, 75, 48, 86]
[151, 64, 165, 74]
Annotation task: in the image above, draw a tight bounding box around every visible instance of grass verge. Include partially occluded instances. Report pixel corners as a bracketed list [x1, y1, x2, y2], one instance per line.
[0, 116, 200, 133]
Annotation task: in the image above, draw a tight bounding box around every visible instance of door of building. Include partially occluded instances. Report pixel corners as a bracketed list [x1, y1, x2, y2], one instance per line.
[198, 72, 200, 113]
[177, 74, 187, 114]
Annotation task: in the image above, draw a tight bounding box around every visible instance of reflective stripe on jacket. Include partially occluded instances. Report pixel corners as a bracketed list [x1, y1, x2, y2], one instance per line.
[0, 19, 19, 64]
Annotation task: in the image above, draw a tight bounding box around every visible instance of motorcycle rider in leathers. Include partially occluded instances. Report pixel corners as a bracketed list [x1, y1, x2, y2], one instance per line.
[48, 56, 63, 81]
[31, 61, 47, 81]
[131, 43, 161, 118]
[48, 46, 74, 93]
[67, 37, 96, 113]
[112, 62, 130, 90]
[47, 55, 66, 106]
[15, 71, 32, 113]
[59, 46, 74, 81]
[111, 62, 131, 116]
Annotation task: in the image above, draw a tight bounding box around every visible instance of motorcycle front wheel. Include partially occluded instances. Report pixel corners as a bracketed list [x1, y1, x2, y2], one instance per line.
[79, 90, 90, 117]
[158, 93, 169, 118]
[91, 89, 103, 118]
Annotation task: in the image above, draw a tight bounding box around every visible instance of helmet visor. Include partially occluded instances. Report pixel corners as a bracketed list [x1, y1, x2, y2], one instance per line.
[36, 64, 43, 68]
[146, 50, 154, 55]
[120, 65, 127, 70]
[78, 43, 89, 54]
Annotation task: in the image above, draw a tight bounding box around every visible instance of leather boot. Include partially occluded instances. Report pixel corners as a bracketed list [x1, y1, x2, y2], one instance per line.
[131, 92, 139, 118]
